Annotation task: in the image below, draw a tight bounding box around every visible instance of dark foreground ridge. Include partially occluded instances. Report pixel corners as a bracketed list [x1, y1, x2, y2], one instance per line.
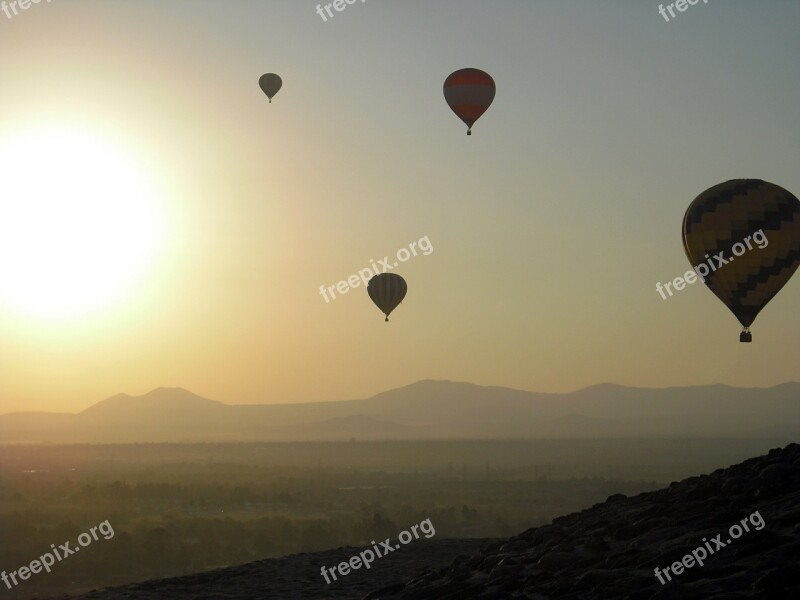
[55, 444, 799, 600]
[368, 443, 800, 600]
[50, 539, 499, 600]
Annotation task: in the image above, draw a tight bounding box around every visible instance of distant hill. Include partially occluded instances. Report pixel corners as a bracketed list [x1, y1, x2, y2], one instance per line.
[1, 380, 799, 443]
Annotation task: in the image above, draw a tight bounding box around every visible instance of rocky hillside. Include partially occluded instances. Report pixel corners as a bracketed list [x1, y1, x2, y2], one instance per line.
[52, 443, 799, 599]
[369, 443, 799, 599]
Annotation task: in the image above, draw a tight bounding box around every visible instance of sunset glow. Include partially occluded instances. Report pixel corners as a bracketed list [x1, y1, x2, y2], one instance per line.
[0, 126, 165, 318]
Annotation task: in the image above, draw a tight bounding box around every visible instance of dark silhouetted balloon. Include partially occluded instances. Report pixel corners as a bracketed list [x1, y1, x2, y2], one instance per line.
[682, 179, 800, 342]
[367, 273, 407, 322]
[258, 73, 282, 103]
[443, 68, 495, 135]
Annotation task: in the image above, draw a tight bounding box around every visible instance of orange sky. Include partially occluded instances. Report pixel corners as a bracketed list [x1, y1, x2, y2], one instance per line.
[0, 1, 798, 413]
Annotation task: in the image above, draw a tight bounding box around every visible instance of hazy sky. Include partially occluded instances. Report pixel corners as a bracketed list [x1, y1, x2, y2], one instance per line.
[1, 1, 798, 413]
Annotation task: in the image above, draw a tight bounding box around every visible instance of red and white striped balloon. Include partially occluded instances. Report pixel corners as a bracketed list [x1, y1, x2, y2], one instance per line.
[443, 68, 496, 135]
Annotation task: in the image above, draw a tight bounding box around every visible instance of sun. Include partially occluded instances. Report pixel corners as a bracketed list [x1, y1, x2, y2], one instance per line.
[0, 126, 165, 318]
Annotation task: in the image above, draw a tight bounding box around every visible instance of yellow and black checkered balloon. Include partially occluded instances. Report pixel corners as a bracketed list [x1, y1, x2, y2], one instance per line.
[682, 180, 800, 335]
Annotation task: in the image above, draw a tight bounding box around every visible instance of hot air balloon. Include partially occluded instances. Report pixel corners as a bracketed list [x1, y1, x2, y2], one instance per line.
[682, 179, 800, 342]
[258, 73, 282, 103]
[443, 68, 495, 135]
[367, 273, 407, 322]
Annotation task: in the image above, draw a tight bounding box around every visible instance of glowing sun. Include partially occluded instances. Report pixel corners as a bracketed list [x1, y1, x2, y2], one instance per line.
[0, 126, 165, 318]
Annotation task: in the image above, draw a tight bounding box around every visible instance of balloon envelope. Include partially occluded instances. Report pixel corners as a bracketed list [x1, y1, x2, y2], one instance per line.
[367, 273, 407, 322]
[682, 179, 800, 337]
[258, 73, 282, 102]
[443, 68, 495, 135]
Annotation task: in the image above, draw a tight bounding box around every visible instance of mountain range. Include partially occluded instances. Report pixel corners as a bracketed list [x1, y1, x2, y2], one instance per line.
[1, 380, 798, 443]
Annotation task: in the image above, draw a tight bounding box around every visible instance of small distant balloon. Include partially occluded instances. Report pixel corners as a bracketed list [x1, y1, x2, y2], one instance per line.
[367, 273, 407, 322]
[258, 73, 282, 103]
[443, 68, 495, 135]
[682, 179, 800, 342]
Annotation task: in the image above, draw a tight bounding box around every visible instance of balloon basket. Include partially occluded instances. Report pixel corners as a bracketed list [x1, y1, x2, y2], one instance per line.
[740, 330, 752, 343]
